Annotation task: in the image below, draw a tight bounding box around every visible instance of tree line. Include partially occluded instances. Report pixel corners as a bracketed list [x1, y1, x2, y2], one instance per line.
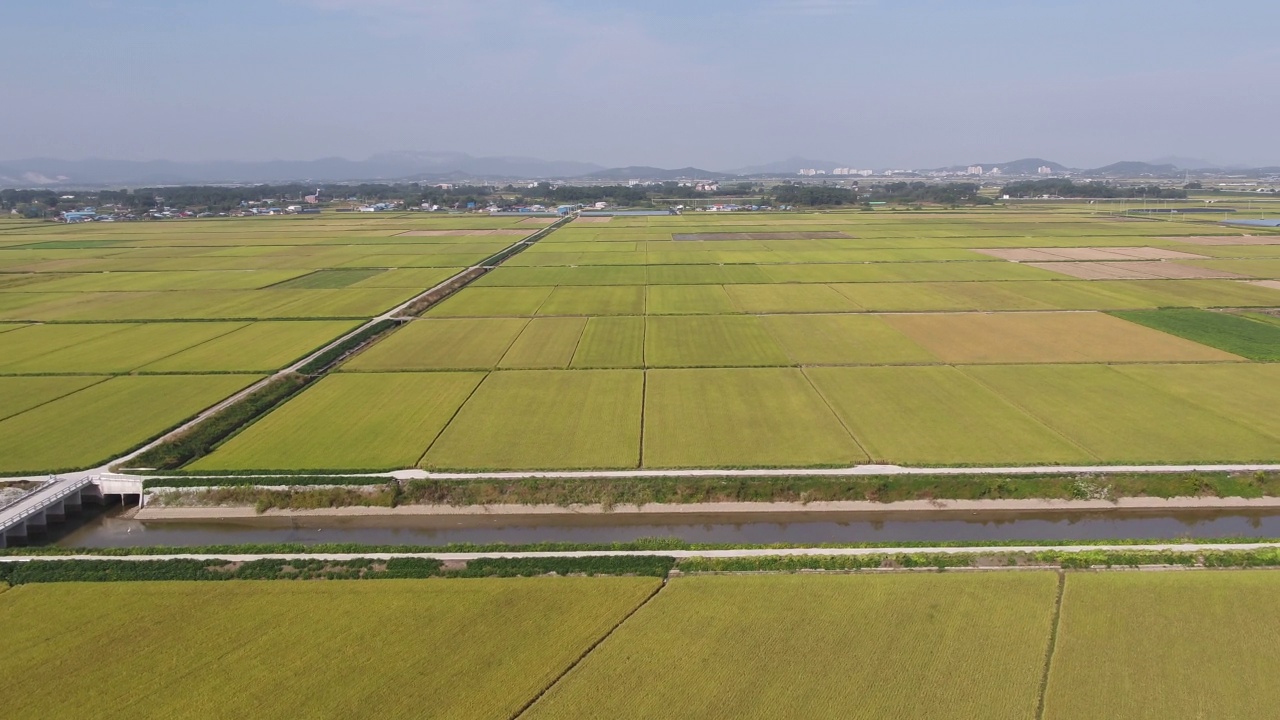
[1000, 179, 1187, 199]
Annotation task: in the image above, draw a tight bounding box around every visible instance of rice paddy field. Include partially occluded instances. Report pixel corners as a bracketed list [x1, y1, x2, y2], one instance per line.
[0, 213, 533, 474]
[6, 570, 1274, 719]
[6, 207, 1280, 473]
[0, 577, 662, 719]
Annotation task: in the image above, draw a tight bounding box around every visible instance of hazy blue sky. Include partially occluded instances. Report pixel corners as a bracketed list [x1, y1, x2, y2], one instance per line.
[3, 0, 1278, 169]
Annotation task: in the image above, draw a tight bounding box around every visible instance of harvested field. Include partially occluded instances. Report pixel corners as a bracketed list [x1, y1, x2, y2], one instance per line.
[1028, 261, 1245, 280]
[0, 578, 661, 720]
[191, 373, 483, 471]
[1025, 261, 1161, 280]
[1180, 258, 1280, 278]
[1044, 572, 1280, 720]
[642, 368, 865, 467]
[1107, 261, 1246, 279]
[883, 311, 1239, 364]
[422, 369, 643, 470]
[526, 573, 1058, 720]
[977, 246, 1208, 262]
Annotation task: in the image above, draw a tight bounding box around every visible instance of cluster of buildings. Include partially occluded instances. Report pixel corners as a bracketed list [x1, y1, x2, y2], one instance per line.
[700, 203, 773, 212]
[797, 168, 874, 177]
[833, 168, 874, 176]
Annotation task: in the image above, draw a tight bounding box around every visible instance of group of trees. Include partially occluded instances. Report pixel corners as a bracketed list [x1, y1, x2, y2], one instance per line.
[765, 181, 991, 207]
[1000, 179, 1187, 199]
[867, 181, 990, 205]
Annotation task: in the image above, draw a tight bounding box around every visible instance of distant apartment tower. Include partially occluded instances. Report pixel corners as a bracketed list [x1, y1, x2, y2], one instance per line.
[798, 169, 818, 176]
[966, 165, 984, 175]
[1037, 166, 1053, 175]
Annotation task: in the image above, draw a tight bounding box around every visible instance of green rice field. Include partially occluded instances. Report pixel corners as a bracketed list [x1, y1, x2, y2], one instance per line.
[5, 208, 1280, 473]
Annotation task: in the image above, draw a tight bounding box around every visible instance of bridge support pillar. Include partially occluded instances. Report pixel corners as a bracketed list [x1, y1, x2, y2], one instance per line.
[81, 485, 104, 505]
[2, 520, 26, 548]
[25, 510, 47, 535]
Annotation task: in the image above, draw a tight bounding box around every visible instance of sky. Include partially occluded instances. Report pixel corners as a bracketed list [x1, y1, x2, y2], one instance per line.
[3, 0, 1279, 170]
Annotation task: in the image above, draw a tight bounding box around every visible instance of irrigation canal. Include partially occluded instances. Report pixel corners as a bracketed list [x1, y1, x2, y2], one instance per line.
[28, 501, 1280, 549]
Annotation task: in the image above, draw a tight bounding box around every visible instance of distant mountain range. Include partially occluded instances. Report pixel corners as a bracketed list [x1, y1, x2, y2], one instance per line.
[1, 152, 1276, 188]
[580, 166, 728, 181]
[0, 152, 606, 188]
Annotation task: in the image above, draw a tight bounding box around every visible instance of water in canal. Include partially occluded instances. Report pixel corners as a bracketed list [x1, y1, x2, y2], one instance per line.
[28, 500, 1280, 548]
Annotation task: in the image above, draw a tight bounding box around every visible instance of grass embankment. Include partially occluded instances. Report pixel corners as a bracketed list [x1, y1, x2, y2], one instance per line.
[5, 547, 1280, 574]
[143, 470, 1280, 512]
[0, 555, 676, 584]
[127, 374, 309, 470]
[294, 318, 401, 374]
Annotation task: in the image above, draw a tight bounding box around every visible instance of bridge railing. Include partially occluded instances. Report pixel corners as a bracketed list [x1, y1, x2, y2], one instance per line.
[0, 476, 93, 535]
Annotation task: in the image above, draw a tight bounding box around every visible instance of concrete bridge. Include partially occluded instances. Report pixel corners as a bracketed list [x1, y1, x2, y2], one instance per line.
[0, 474, 142, 548]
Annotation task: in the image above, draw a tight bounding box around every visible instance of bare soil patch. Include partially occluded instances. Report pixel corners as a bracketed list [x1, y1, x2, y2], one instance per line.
[1025, 262, 1159, 280]
[1115, 261, 1246, 279]
[977, 247, 1207, 262]
[1249, 279, 1280, 291]
[1105, 247, 1207, 260]
[672, 231, 853, 241]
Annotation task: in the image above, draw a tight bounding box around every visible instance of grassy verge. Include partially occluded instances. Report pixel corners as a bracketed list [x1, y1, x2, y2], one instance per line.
[295, 318, 402, 374]
[0, 555, 675, 584]
[679, 548, 1280, 572]
[3, 537, 1278, 558]
[141, 470, 1280, 510]
[3, 550, 1279, 585]
[398, 268, 488, 316]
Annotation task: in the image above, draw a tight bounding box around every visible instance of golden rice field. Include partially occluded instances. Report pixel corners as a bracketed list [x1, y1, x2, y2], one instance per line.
[5, 207, 1280, 473]
[0, 578, 661, 719]
[6, 570, 1274, 719]
[526, 572, 1060, 720]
